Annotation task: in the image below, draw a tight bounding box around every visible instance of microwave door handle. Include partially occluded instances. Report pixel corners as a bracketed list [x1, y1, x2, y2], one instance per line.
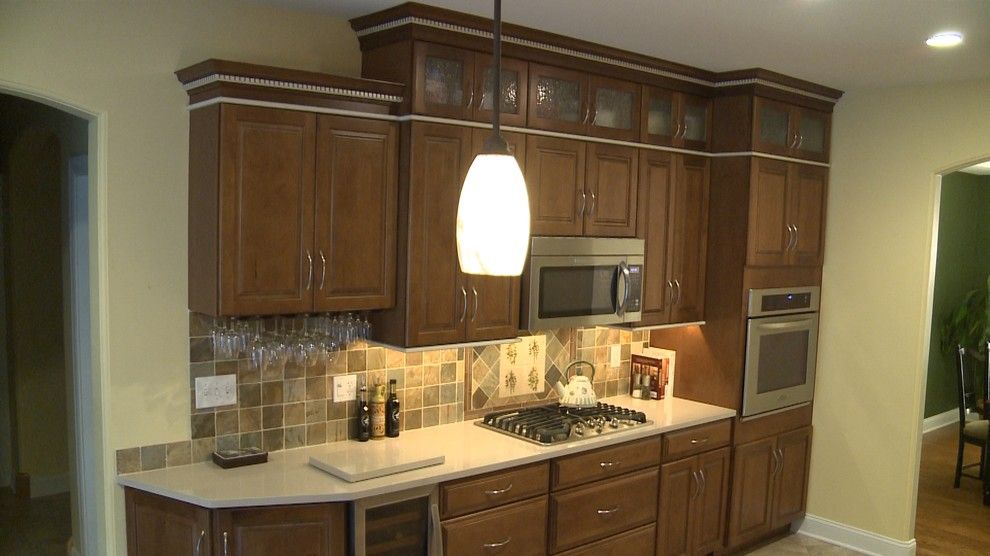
[615, 262, 631, 317]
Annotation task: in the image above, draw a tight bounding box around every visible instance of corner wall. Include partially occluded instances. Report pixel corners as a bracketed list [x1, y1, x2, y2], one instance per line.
[811, 78, 990, 542]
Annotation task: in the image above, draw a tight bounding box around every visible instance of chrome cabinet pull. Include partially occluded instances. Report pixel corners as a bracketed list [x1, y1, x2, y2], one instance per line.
[459, 286, 468, 323]
[673, 279, 681, 305]
[471, 287, 479, 322]
[484, 482, 513, 496]
[223, 531, 229, 556]
[797, 134, 804, 149]
[588, 191, 597, 216]
[691, 470, 701, 499]
[596, 506, 619, 516]
[195, 530, 205, 556]
[674, 122, 681, 138]
[771, 447, 782, 477]
[785, 224, 795, 252]
[319, 250, 327, 291]
[578, 190, 586, 218]
[583, 105, 592, 125]
[681, 122, 688, 139]
[667, 280, 674, 305]
[465, 85, 475, 108]
[599, 461, 621, 469]
[699, 469, 707, 496]
[690, 437, 708, 445]
[791, 225, 799, 251]
[305, 250, 313, 290]
[483, 537, 512, 549]
[789, 133, 799, 149]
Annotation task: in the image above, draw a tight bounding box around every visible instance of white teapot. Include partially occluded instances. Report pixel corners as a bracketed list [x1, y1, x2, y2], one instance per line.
[555, 360, 598, 408]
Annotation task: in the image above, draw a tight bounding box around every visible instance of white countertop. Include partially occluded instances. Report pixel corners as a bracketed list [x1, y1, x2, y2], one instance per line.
[117, 396, 734, 508]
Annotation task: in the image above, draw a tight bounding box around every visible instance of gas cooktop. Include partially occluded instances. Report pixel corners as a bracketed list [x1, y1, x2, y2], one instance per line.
[476, 402, 651, 445]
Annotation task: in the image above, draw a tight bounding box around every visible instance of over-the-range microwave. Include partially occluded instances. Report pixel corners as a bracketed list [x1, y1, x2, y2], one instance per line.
[521, 236, 644, 330]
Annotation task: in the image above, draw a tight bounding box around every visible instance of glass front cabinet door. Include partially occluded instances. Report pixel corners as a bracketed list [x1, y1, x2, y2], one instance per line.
[641, 87, 711, 150]
[528, 63, 588, 135]
[413, 43, 474, 119]
[588, 76, 640, 141]
[473, 54, 528, 127]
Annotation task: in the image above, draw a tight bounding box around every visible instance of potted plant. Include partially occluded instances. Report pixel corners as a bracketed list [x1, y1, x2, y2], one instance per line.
[940, 275, 990, 354]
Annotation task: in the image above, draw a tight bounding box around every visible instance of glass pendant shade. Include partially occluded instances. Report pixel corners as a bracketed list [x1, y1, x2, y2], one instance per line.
[456, 152, 530, 275]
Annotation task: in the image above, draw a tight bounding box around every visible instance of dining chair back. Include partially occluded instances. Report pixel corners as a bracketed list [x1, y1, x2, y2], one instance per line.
[954, 344, 989, 487]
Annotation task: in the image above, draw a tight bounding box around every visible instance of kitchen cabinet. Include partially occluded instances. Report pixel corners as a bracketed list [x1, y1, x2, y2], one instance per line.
[126, 488, 212, 556]
[748, 158, 827, 268]
[657, 448, 730, 556]
[727, 426, 812, 549]
[526, 136, 638, 238]
[528, 63, 640, 141]
[753, 97, 830, 163]
[636, 151, 709, 326]
[188, 104, 397, 316]
[641, 87, 712, 151]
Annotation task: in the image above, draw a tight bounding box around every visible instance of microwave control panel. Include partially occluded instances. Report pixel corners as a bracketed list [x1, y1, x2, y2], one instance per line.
[626, 265, 642, 311]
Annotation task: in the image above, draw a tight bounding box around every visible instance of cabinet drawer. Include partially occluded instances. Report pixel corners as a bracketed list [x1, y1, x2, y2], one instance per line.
[555, 523, 655, 556]
[549, 467, 659, 552]
[440, 462, 549, 519]
[552, 437, 660, 491]
[662, 419, 731, 462]
[442, 496, 548, 556]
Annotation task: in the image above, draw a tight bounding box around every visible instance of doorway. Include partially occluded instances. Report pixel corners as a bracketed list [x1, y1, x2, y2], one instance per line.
[0, 93, 92, 555]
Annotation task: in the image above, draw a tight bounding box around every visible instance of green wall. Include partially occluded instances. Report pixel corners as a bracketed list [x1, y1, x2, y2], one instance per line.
[925, 171, 990, 417]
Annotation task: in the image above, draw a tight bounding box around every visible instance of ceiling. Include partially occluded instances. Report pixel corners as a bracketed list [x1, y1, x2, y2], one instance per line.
[961, 161, 990, 176]
[256, 0, 990, 92]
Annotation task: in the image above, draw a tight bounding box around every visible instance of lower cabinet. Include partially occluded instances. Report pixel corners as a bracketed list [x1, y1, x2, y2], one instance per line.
[656, 447, 730, 556]
[126, 488, 211, 556]
[442, 496, 549, 556]
[726, 426, 812, 550]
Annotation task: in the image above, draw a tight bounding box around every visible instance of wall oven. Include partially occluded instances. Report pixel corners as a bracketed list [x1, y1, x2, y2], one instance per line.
[522, 237, 644, 330]
[742, 286, 820, 418]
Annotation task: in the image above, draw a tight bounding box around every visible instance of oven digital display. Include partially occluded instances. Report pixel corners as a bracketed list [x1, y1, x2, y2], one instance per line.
[761, 292, 812, 313]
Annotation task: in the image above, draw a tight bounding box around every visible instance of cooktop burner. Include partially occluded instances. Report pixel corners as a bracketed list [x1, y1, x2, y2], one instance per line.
[476, 402, 651, 445]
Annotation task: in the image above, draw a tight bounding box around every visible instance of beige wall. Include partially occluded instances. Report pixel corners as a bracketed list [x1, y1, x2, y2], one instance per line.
[811, 78, 990, 541]
[0, 1, 361, 552]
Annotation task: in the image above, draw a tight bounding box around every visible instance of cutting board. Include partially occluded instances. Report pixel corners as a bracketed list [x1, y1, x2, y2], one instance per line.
[308, 441, 445, 482]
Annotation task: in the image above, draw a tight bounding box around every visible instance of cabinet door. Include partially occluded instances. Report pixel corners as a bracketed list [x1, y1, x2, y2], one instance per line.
[636, 150, 675, 326]
[528, 63, 588, 135]
[772, 427, 812, 529]
[443, 496, 548, 556]
[788, 164, 828, 267]
[692, 447, 730, 555]
[465, 129, 524, 341]
[752, 97, 793, 158]
[747, 158, 790, 266]
[679, 94, 712, 151]
[588, 75, 639, 141]
[314, 116, 397, 311]
[727, 437, 776, 549]
[407, 123, 473, 346]
[641, 86, 677, 147]
[219, 105, 315, 315]
[214, 504, 346, 556]
[657, 457, 696, 556]
[793, 108, 830, 162]
[669, 155, 709, 324]
[126, 488, 212, 556]
[413, 42, 475, 119]
[525, 135, 586, 236]
[585, 143, 638, 237]
[473, 55, 528, 128]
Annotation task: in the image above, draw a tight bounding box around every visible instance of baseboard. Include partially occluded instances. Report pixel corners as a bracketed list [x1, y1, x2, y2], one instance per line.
[922, 409, 958, 433]
[30, 472, 69, 498]
[795, 514, 916, 556]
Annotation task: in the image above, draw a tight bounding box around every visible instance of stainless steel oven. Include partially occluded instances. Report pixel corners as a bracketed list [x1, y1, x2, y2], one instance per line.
[742, 286, 820, 418]
[521, 237, 644, 330]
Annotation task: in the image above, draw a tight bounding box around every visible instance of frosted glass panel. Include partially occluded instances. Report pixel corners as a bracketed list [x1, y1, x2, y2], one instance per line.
[480, 68, 519, 114]
[647, 96, 674, 137]
[683, 103, 708, 142]
[759, 105, 790, 147]
[799, 114, 826, 153]
[423, 56, 464, 107]
[593, 88, 633, 130]
[535, 76, 581, 122]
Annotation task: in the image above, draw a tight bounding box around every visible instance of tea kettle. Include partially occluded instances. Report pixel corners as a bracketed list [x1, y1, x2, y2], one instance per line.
[555, 360, 597, 408]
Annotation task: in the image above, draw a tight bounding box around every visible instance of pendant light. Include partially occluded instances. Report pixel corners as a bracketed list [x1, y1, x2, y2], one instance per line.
[456, 0, 530, 276]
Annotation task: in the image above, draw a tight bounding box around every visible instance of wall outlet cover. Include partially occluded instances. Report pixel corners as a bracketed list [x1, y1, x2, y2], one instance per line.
[610, 344, 621, 367]
[195, 375, 237, 409]
[333, 374, 358, 402]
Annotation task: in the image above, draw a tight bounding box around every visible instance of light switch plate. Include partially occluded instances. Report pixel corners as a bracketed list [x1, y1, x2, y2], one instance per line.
[195, 375, 237, 409]
[333, 374, 358, 402]
[610, 345, 621, 368]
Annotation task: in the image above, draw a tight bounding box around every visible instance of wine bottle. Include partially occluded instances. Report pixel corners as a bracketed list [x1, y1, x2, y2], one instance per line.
[386, 379, 400, 437]
[357, 385, 370, 442]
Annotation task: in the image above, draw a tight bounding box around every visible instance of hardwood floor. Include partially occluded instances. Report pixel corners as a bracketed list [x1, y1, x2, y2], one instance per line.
[0, 489, 71, 555]
[915, 424, 990, 555]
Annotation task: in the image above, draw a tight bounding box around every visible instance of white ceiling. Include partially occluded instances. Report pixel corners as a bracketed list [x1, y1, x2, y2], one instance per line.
[961, 161, 990, 176]
[256, 0, 990, 92]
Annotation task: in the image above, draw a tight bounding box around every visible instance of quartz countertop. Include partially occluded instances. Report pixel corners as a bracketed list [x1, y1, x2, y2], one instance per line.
[117, 395, 734, 508]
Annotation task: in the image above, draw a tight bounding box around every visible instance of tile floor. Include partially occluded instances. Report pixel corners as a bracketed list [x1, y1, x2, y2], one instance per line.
[744, 533, 863, 555]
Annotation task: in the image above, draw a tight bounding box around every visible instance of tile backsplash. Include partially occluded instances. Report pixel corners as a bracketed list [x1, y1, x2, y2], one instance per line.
[115, 314, 647, 474]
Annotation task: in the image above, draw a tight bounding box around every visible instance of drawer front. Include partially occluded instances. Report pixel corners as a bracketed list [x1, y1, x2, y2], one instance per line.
[549, 467, 659, 552]
[556, 523, 656, 556]
[443, 496, 548, 556]
[662, 419, 732, 462]
[440, 462, 549, 519]
[552, 437, 661, 491]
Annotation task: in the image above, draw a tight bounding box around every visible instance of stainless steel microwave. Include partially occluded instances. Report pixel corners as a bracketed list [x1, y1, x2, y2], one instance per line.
[521, 237, 644, 330]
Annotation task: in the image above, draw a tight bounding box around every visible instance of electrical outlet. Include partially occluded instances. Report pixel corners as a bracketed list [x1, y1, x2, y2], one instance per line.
[610, 345, 621, 368]
[195, 375, 237, 409]
[333, 374, 358, 402]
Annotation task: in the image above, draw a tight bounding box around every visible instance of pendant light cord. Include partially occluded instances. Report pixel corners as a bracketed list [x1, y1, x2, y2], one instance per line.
[492, 0, 502, 139]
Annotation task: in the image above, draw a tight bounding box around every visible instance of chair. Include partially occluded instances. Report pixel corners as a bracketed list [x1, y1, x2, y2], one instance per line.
[954, 344, 990, 487]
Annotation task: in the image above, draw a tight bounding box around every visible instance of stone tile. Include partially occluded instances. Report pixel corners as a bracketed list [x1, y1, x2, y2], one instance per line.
[366, 347, 385, 370]
[306, 376, 327, 400]
[262, 428, 284, 452]
[189, 337, 214, 363]
[423, 350, 441, 365]
[621, 343, 631, 360]
[406, 387, 423, 410]
[140, 444, 166, 471]
[595, 328, 607, 346]
[424, 365, 440, 386]
[239, 408, 261, 432]
[403, 409, 422, 430]
[456, 382, 464, 403]
[386, 349, 405, 369]
[331, 420, 350, 441]
[189, 312, 215, 337]
[607, 328, 619, 345]
[116, 448, 141, 474]
[261, 381, 284, 406]
[422, 407, 439, 428]
[306, 400, 327, 424]
[405, 366, 424, 388]
[606, 380, 618, 397]
[191, 413, 215, 439]
[368, 369, 387, 389]
[479, 368, 498, 397]
[189, 362, 214, 387]
[262, 405, 283, 430]
[215, 360, 238, 376]
[166, 441, 191, 467]
[285, 425, 306, 449]
[328, 351, 347, 375]
[216, 410, 239, 435]
[283, 359, 304, 380]
[456, 361, 465, 382]
[348, 350, 366, 373]
[238, 383, 261, 408]
[307, 359, 328, 377]
[472, 389, 489, 410]
[236, 360, 260, 385]
[387, 368, 405, 389]
[284, 379, 305, 403]
[306, 422, 327, 445]
[441, 363, 456, 384]
[240, 431, 262, 450]
[440, 383, 457, 404]
[481, 345, 499, 367]
[284, 402, 306, 426]
[329, 399, 347, 420]
[216, 435, 238, 452]
[423, 385, 440, 407]
[406, 352, 423, 366]
[441, 349, 457, 363]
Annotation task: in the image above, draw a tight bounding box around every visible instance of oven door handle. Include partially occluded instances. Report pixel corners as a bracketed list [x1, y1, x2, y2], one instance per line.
[757, 319, 813, 331]
[615, 261, 631, 317]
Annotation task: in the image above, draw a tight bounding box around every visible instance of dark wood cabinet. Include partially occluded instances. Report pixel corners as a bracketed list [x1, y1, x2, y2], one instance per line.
[753, 97, 830, 162]
[443, 496, 548, 556]
[126, 488, 212, 556]
[526, 135, 586, 236]
[473, 54, 529, 127]
[585, 143, 638, 237]
[748, 158, 827, 268]
[528, 64, 639, 141]
[588, 75, 640, 142]
[215, 504, 346, 556]
[636, 151, 709, 326]
[188, 105, 397, 316]
[641, 87, 711, 151]
[727, 426, 812, 550]
[413, 42, 475, 120]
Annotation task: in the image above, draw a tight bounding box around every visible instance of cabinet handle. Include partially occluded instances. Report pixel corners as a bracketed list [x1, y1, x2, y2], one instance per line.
[583, 104, 592, 125]
[791, 225, 799, 251]
[599, 460, 621, 470]
[681, 122, 688, 139]
[195, 530, 205, 556]
[771, 447, 782, 477]
[578, 190, 586, 218]
[673, 279, 681, 306]
[690, 437, 708, 445]
[318, 250, 327, 291]
[465, 84, 475, 108]
[223, 531, 229, 556]
[305, 250, 313, 290]
[471, 287, 479, 322]
[588, 191, 597, 216]
[796, 134, 804, 149]
[699, 468, 707, 496]
[691, 470, 701, 499]
[596, 506, 620, 516]
[483, 537, 512, 549]
[789, 133, 799, 149]
[785, 224, 795, 252]
[459, 286, 468, 323]
[674, 122, 681, 138]
[484, 482, 513, 496]
[667, 280, 674, 304]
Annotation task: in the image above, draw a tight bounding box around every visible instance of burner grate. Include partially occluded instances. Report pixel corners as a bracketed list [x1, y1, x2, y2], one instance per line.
[477, 402, 651, 445]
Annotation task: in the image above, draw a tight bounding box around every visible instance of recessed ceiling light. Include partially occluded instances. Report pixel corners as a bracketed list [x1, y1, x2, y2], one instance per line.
[926, 32, 963, 48]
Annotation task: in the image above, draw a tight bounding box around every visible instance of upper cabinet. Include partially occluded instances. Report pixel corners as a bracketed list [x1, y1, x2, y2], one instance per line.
[753, 97, 830, 163]
[528, 63, 640, 141]
[748, 158, 827, 268]
[641, 87, 712, 151]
